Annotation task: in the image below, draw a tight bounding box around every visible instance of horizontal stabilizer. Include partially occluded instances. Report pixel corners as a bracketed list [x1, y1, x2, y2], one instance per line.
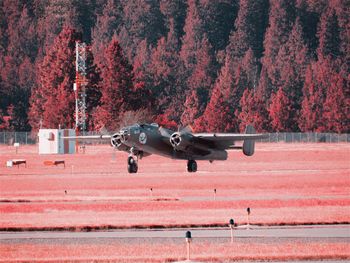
[243, 125, 255, 156]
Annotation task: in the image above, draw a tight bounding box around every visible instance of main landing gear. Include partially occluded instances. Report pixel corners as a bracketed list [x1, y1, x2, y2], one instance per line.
[127, 156, 138, 173]
[127, 147, 139, 173]
[187, 160, 197, 173]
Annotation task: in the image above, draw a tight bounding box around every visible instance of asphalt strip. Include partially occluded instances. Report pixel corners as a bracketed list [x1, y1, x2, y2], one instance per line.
[1, 224, 349, 240]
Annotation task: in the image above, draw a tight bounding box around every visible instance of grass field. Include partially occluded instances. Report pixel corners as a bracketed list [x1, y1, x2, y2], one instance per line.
[0, 143, 349, 261]
[1, 240, 349, 262]
[0, 143, 349, 230]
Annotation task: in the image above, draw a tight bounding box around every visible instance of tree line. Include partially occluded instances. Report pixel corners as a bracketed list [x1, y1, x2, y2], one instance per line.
[0, 0, 348, 133]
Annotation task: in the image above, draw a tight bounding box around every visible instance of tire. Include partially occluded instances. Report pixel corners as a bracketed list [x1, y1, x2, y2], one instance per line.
[132, 163, 138, 173]
[187, 160, 197, 173]
[191, 160, 197, 172]
[127, 164, 133, 173]
[128, 156, 134, 165]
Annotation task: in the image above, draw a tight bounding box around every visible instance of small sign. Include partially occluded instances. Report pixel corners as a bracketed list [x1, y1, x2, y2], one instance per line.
[14, 143, 19, 147]
[6, 160, 13, 167]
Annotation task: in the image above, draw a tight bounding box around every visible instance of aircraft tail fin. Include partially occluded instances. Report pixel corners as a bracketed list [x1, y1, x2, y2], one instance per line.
[243, 125, 255, 156]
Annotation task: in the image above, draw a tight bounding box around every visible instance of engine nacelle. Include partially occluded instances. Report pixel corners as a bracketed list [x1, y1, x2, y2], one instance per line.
[111, 132, 130, 151]
[170, 132, 193, 151]
[111, 132, 122, 148]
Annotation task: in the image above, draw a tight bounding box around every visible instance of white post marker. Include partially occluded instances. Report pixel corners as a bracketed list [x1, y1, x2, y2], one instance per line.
[14, 143, 19, 154]
[229, 218, 234, 243]
[213, 188, 217, 201]
[185, 231, 192, 261]
[149, 188, 153, 198]
[111, 148, 116, 163]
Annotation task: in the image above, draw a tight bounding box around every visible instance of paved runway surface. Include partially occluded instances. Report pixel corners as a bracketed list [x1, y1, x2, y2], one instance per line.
[1, 224, 349, 240]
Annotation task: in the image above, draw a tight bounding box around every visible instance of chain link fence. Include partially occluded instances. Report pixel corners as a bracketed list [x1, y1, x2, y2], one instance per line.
[0, 131, 349, 145]
[257, 132, 350, 143]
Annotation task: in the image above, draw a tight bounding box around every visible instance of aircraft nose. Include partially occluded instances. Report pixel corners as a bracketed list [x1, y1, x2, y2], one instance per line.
[120, 128, 129, 141]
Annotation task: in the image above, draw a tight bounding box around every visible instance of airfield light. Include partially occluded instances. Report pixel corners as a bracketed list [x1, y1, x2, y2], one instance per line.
[185, 231, 192, 261]
[229, 219, 235, 243]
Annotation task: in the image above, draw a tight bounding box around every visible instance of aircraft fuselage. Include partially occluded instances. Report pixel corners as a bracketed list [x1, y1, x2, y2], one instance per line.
[119, 123, 228, 161]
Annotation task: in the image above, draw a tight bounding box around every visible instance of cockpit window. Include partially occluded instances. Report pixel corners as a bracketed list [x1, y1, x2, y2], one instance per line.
[134, 128, 140, 134]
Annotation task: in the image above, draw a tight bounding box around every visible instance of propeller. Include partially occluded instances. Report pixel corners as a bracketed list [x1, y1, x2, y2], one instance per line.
[159, 126, 172, 137]
[111, 132, 122, 148]
[169, 125, 193, 149]
[178, 125, 193, 135]
[159, 125, 193, 139]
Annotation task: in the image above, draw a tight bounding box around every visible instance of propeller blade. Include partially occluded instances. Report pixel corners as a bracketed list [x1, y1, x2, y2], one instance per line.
[179, 125, 193, 135]
[99, 126, 109, 135]
[159, 126, 172, 137]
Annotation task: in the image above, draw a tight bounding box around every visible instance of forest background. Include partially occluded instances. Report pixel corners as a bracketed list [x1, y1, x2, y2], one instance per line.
[0, 0, 348, 133]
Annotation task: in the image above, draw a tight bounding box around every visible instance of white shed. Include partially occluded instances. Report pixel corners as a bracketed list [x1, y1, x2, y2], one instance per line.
[38, 129, 75, 154]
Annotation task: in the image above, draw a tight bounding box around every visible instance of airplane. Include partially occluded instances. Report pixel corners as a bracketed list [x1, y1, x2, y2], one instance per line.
[65, 123, 267, 173]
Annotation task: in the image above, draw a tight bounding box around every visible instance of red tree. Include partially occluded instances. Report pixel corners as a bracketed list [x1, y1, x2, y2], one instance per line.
[181, 36, 215, 126]
[199, 0, 238, 52]
[261, 0, 296, 89]
[93, 36, 134, 131]
[323, 70, 349, 133]
[317, 7, 341, 60]
[37, 1, 79, 55]
[149, 21, 184, 122]
[226, 0, 269, 60]
[180, 0, 206, 72]
[273, 18, 309, 131]
[91, 0, 123, 68]
[1, 2, 37, 130]
[119, 0, 166, 62]
[160, 0, 187, 41]
[232, 49, 260, 130]
[29, 26, 79, 130]
[239, 89, 270, 132]
[194, 84, 232, 133]
[197, 55, 235, 132]
[132, 39, 153, 112]
[298, 60, 327, 132]
[269, 87, 293, 131]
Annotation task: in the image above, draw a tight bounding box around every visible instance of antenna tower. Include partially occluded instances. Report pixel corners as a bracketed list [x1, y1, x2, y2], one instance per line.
[74, 41, 88, 152]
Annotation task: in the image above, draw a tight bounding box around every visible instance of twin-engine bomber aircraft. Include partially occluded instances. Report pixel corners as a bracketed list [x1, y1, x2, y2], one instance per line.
[65, 123, 267, 173]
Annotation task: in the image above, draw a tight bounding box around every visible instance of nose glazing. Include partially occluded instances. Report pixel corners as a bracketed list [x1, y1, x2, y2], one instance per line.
[120, 129, 129, 141]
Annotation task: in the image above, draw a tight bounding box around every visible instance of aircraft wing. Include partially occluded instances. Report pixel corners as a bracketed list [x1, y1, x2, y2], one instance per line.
[193, 133, 267, 141]
[62, 135, 111, 140]
[192, 132, 268, 150]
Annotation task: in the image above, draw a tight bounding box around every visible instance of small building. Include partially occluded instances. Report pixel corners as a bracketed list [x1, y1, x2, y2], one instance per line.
[38, 129, 75, 154]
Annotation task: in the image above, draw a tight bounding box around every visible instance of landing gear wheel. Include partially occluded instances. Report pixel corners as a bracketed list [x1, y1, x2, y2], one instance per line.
[187, 160, 197, 173]
[127, 156, 138, 173]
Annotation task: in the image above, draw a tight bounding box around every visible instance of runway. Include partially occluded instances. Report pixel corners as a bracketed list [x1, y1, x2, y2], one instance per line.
[1, 224, 349, 241]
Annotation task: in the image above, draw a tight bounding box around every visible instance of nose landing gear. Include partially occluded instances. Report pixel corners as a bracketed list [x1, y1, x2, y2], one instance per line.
[187, 160, 197, 173]
[127, 147, 138, 173]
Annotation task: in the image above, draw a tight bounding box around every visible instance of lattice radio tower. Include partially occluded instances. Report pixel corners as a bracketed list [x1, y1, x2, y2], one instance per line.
[74, 41, 88, 152]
